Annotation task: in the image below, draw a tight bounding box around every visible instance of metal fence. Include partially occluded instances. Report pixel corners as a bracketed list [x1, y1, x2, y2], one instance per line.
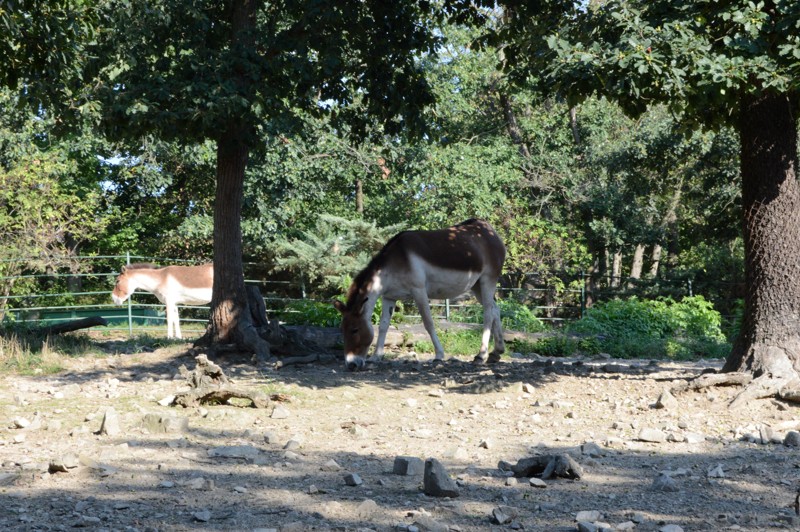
[1, 255, 719, 337]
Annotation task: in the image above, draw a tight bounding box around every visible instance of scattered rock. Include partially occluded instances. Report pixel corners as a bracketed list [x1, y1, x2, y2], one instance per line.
[575, 510, 602, 522]
[321, 459, 342, 471]
[207, 445, 260, 459]
[141, 413, 188, 434]
[99, 407, 121, 436]
[393, 456, 425, 476]
[784, 430, 800, 447]
[270, 405, 290, 419]
[492, 505, 518, 525]
[529, 477, 547, 488]
[651, 473, 680, 492]
[637, 428, 667, 443]
[581, 441, 605, 457]
[343, 472, 363, 486]
[655, 389, 678, 409]
[355, 498, 379, 518]
[423, 458, 459, 498]
[707, 464, 725, 478]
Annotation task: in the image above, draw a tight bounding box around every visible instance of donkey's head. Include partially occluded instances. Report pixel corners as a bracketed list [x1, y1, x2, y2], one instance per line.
[111, 267, 135, 305]
[112, 264, 154, 305]
[333, 295, 374, 371]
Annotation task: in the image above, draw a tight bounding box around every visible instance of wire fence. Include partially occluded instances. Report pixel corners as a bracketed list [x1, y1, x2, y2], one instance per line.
[0, 255, 736, 338]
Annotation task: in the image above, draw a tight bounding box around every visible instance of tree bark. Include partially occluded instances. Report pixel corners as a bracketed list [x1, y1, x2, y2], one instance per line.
[629, 244, 645, 279]
[722, 91, 800, 388]
[198, 0, 270, 363]
[610, 249, 622, 288]
[649, 244, 662, 278]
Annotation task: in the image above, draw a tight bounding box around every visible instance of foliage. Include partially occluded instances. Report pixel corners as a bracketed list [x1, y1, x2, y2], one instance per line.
[272, 300, 342, 328]
[451, 298, 547, 333]
[568, 296, 728, 359]
[412, 327, 489, 357]
[272, 215, 404, 297]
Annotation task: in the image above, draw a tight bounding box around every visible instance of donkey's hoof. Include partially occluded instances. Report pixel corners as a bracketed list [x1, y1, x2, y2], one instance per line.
[472, 355, 488, 365]
[486, 354, 502, 364]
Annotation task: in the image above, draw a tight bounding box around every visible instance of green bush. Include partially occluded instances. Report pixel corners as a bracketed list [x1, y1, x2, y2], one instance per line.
[450, 298, 546, 333]
[273, 300, 342, 327]
[566, 296, 729, 359]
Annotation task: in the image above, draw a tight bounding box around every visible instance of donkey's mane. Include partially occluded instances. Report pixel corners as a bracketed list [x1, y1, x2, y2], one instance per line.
[125, 263, 158, 271]
[345, 233, 406, 310]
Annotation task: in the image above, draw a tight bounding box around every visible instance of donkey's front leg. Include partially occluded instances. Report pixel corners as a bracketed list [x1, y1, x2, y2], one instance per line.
[371, 298, 396, 361]
[166, 302, 181, 339]
[412, 290, 445, 360]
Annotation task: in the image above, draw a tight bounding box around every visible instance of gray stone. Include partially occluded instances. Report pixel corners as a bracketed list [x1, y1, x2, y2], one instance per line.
[343, 472, 363, 486]
[207, 445, 260, 459]
[393, 456, 425, 476]
[355, 499, 379, 518]
[192, 510, 211, 522]
[707, 464, 725, 478]
[575, 510, 602, 522]
[684, 432, 706, 444]
[637, 428, 667, 443]
[492, 506, 518, 525]
[99, 408, 121, 436]
[581, 442, 605, 457]
[655, 389, 678, 409]
[651, 473, 680, 492]
[529, 477, 547, 488]
[270, 405, 290, 419]
[423, 458, 459, 498]
[321, 459, 342, 471]
[141, 413, 188, 434]
[784, 430, 800, 446]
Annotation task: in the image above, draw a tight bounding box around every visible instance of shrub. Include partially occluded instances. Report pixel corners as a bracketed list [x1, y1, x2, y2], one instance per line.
[566, 296, 729, 359]
[450, 298, 546, 333]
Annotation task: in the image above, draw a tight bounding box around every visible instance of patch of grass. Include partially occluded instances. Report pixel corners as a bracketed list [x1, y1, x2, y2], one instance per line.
[0, 329, 66, 374]
[413, 327, 499, 357]
[511, 335, 602, 358]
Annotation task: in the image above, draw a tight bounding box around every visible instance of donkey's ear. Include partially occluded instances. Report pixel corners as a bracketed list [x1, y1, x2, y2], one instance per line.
[333, 300, 346, 313]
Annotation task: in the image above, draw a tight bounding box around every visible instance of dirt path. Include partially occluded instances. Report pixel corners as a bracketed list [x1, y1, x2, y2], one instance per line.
[1, 343, 799, 531]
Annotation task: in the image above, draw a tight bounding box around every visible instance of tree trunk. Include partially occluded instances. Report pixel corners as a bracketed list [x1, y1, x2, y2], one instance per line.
[355, 178, 364, 214]
[723, 92, 800, 381]
[649, 244, 662, 278]
[610, 249, 622, 288]
[628, 244, 645, 289]
[197, 0, 270, 363]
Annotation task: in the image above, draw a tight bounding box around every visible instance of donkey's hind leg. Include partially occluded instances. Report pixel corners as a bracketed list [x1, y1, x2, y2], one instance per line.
[472, 278, 504, 364]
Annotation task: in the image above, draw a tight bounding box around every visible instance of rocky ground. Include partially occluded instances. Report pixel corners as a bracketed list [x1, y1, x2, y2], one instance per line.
[2, 328, 800, 532]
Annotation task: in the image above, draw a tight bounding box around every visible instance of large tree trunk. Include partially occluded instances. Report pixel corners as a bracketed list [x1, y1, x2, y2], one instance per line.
[197, 0, 270, 363]
[691, 92, 800, 406]
[725, 92, 800, 375]
[648, 244, 662, 278]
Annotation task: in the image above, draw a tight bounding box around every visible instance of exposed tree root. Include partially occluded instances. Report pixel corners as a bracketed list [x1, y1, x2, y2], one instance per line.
[170, 354, 269, 409]
[673, 369, 800, 408]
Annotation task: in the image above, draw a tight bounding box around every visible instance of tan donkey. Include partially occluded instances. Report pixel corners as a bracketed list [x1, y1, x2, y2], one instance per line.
[112, 263, 213, 339]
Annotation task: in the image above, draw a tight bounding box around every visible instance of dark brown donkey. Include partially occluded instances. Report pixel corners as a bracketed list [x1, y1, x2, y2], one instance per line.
[334, 219, 505, 371]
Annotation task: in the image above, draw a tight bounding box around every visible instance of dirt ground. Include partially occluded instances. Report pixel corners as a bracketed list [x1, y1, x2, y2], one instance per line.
[2, 328, 800, 532]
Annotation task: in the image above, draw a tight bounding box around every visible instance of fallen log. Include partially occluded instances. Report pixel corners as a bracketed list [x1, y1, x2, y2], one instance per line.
[41, 316, 108, 336]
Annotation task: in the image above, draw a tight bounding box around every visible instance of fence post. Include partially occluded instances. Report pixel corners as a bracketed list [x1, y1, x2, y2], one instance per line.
[445, 299, 450, 321]
[688, 279, 693, 297]
[580, 270, 586, 319]
[126, 252, 133, 337]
